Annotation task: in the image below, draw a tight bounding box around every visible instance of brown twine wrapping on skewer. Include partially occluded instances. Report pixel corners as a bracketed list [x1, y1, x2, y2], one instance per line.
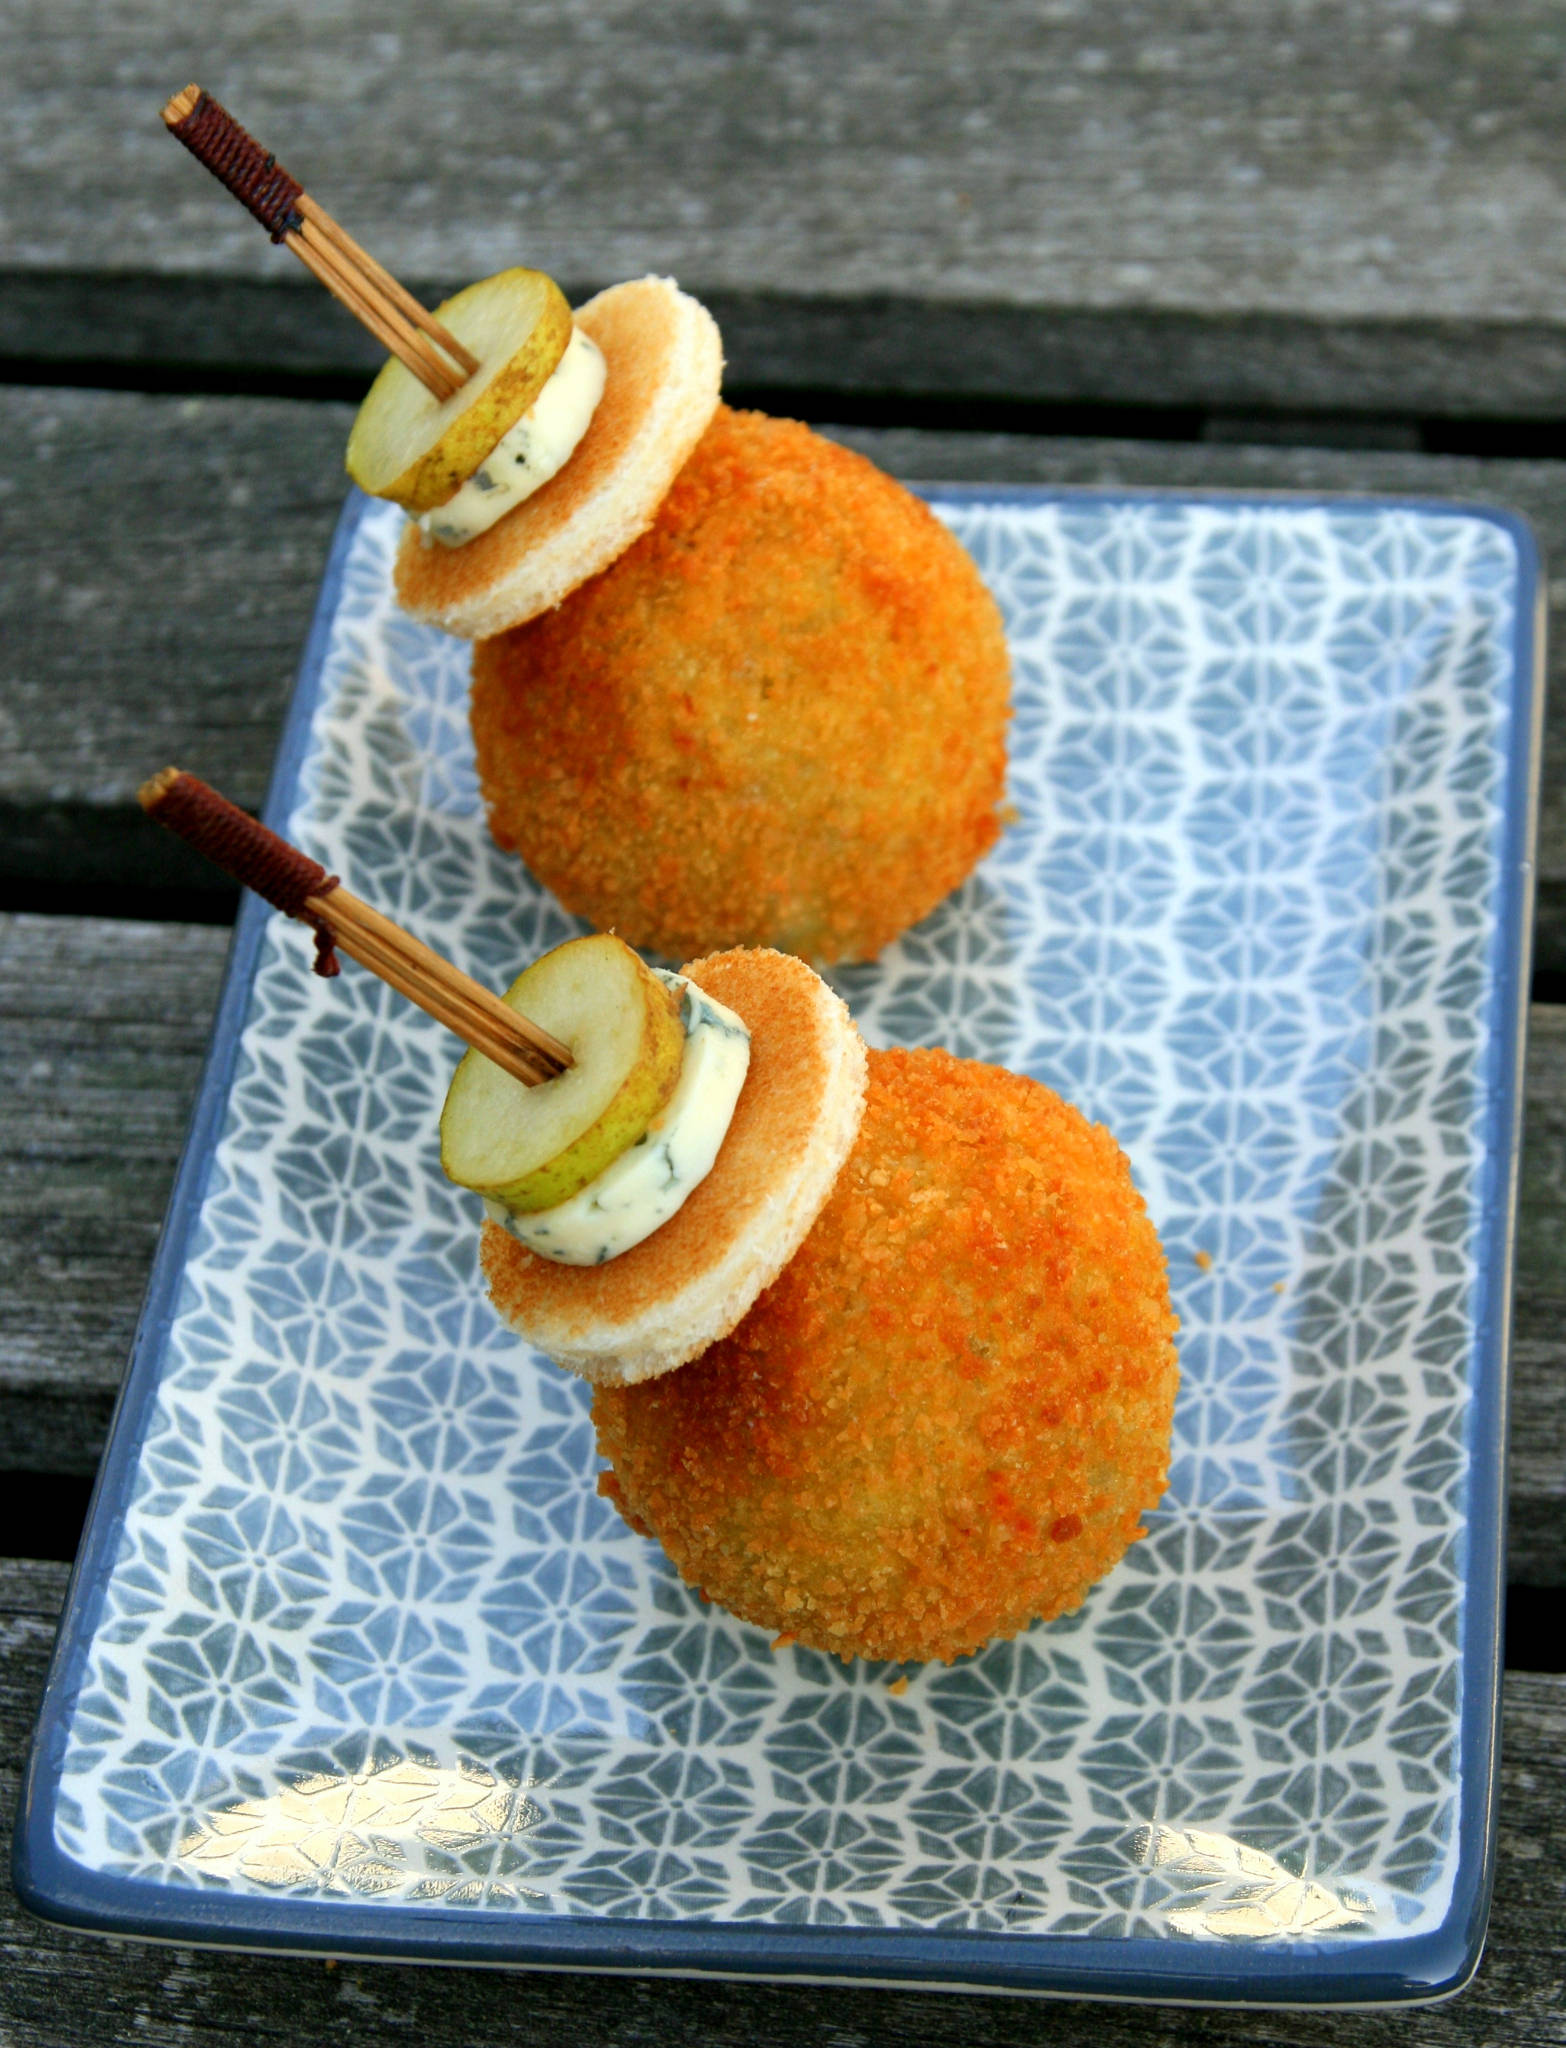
[139, 766, 342, 971]
[138, 768, 571, 1088]
[163, 87, 304, 242]
[161, 86, 480, 401]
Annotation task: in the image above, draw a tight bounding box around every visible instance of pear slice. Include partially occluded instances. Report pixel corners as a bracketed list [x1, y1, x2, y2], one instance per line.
[440, 934, 684, 1214]
[345, 268, 574, 515]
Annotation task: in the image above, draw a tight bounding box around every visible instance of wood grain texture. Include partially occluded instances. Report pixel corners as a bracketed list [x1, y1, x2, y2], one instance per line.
[0, 916, 230, 1469]
[3, 388, 1562, 962]
[9, 0, 1566, 419]
[1512, 1007, 1566, 1584]
[18, 272, 1566, 427]
[2, 914, 1563, 1589]
[0, 1560, 1561, 2045]
[0, 387, 351, 889]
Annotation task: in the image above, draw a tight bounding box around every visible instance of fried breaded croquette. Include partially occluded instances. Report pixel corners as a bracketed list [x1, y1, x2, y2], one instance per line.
[594, 1046, 1179, 1663]
[470, 407, 1011, 964]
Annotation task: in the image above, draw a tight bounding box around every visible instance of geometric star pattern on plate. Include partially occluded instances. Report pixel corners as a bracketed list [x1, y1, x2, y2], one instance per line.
[56, 493, 1519, 1938]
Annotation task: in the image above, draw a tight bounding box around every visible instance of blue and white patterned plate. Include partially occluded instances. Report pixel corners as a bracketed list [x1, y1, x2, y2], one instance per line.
[17, 486, 1541, 2003]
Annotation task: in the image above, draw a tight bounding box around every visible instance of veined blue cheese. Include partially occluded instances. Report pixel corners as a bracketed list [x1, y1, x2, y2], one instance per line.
[485, 973, 750, 1265]
[419, 327, 606, 547]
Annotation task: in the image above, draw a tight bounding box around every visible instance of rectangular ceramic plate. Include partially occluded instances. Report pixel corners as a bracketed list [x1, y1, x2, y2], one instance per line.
[17, 487, 1542, 2004]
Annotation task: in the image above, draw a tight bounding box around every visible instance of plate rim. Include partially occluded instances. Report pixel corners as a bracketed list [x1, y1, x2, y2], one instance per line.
[13, 483, 1544, 2005]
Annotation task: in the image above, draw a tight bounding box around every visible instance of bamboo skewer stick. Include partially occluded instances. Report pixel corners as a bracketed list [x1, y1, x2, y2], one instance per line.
[161, 85, 479, 402]
[287, 223, 464, 400]
[306, 904, 565, 1082]
[297, 195, 459, 346]
[138, 768, 572, 1089]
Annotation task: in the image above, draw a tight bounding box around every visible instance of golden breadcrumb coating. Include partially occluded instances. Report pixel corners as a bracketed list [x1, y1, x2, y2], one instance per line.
[471, 407, 1011, 964]
[594, 1047, 1179, 1663]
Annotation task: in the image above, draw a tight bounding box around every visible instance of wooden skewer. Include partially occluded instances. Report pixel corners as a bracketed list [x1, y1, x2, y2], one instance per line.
[161, 85, 480, 403]
[297, 196, 458, 348]
[287, 223, 465, 401]
[305, 900, 569, 1085]
[137, 768, 572, 1089]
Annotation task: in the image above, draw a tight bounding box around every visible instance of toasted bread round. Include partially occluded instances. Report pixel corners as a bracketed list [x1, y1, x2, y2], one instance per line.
[394, 276, 724, 639]
[483, 949, 867, 1384]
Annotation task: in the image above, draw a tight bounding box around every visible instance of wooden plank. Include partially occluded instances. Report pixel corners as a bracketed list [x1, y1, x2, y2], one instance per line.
[3, 913, 1564, 1590]
[0, 387, 348, 896]
[3, 388, 1563, 962]
[0, 916, 230, 1469]
[1513, 1006, 1566, 1585]
[9, 3, 1566, 417]
[0, 1558, 1562, 2043]
[16, 272, 1566, 430]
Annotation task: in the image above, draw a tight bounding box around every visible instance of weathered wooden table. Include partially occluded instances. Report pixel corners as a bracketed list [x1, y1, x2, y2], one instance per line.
[3, 6, 1564, 2042]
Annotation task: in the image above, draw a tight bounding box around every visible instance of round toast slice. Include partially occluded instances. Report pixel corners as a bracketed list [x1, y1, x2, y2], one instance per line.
[483, 949, 867, 1384]
[393, 276, 723, 640]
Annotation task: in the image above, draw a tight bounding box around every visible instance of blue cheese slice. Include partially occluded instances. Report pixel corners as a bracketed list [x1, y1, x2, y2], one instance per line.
[419, 327, 607, 547]
[485, 972, 750, 1265]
